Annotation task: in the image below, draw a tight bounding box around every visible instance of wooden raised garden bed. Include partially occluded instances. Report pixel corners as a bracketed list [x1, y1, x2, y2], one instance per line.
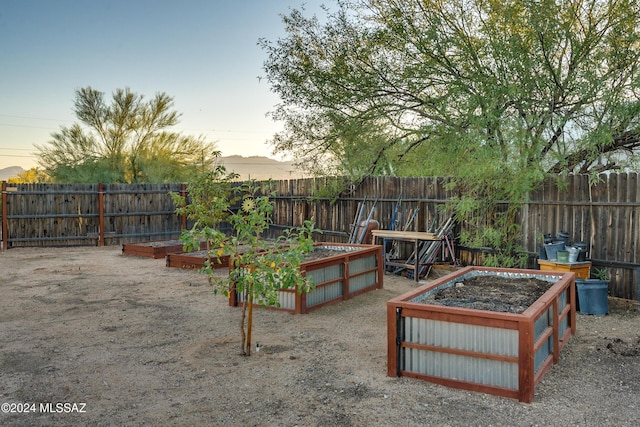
[166, 249, 229, 269]
[230, 243, 384, 314]
[165, 242, 282, 270]
[387, 266, 576, 403]
[122, 239, 205, 259]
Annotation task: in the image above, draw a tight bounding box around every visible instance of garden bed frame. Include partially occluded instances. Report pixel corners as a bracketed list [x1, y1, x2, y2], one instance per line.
[387, 266, 576, 403]
[165, 241, 284, 270]
[165, 249, 229, 269]
[122, 239, 205, 259]
[229, 243, 384, 314]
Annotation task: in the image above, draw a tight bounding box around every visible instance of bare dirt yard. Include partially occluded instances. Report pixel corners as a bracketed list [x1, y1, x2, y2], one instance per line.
[1, 246, 639, 426]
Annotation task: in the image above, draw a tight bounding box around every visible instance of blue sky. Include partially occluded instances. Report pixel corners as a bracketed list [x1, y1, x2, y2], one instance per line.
[0, 0, 328, 170]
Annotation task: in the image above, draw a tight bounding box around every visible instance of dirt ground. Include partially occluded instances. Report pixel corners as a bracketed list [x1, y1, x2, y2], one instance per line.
[1, 246, 639, 427]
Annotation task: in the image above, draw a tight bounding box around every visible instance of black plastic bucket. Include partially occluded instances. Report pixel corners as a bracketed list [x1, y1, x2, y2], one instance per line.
[573, 242, 588, 262]
[556, 231, 570, 245]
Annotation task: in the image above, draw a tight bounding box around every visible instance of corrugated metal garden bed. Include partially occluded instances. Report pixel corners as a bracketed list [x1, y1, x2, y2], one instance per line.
[230, 243, 384, 314]
[387, 266, 576, 402]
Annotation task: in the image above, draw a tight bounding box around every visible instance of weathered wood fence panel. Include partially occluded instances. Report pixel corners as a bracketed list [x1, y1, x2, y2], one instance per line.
[102, 183, 186, 244]
[266, 174, 638, 301]
[268, 176, 455, 240]
[1, 182, 186, 248]
[1, 183, 100, 246]
[521, 173, 640, 300]
[1, 173, 639, 301]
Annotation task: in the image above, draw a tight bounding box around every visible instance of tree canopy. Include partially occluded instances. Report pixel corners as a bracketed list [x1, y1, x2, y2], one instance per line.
[37, 87, 218, 183]
[261, 0, 640, 266]
[261, 0, 640, 179]
[8, 167, 50, 184]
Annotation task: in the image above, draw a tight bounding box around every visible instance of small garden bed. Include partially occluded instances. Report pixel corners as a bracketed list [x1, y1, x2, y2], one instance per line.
[165, 243, 281, 270]
[166, 249, 229, 269]
[122, 239, 204, 259]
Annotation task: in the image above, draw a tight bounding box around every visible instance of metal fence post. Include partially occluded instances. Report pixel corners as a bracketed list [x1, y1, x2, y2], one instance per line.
[1, 181, 7, 250]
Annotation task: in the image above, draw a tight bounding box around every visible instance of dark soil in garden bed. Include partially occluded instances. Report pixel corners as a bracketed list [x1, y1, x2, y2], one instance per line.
[169, 246, 350, 264]
[139, 239, 183, 247]
[426, 276, 554, 313]
[303, 247, 351, 262]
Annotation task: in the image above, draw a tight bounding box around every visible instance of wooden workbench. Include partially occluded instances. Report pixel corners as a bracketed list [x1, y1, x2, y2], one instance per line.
[371, 230, 442, 282]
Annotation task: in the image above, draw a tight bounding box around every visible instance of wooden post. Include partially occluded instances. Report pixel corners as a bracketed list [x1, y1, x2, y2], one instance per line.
[180, 183, 187, 230]
[552, 297, 560, 364]
[98, 183, 105, 247]
[635, 267, 640, 312]
[1, 181, 7, 250]
[343, 260, 349, 300]
[518, 320, 534, 403]
[296, 283, 305, 314]
[387, 304, 400, 377]
[377, 246, 384, 289]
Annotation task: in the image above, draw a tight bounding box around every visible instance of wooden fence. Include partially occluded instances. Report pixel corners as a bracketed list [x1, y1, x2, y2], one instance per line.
[1, 182, 187, 247]
[269, 174, 639, 301]
[2, 173, 639, 301]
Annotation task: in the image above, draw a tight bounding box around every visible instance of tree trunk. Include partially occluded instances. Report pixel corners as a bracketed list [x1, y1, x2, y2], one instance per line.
[240, 288, 248, 355]
[245, 284, 254, 356]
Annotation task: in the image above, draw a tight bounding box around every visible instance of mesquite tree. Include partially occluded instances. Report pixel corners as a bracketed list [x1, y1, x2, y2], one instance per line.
[261, 0, 640, 266]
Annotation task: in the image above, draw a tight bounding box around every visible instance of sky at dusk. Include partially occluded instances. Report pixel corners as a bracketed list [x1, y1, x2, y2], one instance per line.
[0, 0, 328, 170]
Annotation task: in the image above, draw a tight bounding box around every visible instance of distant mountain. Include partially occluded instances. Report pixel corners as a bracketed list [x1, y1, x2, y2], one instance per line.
[0, 156, 307, 182]
[0, 166, 24, 181]
[218, 156, 307, 181]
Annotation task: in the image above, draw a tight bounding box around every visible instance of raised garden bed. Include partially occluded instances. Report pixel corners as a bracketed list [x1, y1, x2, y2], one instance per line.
[166, 249, 229, 269]
[165, 242, 281, 270]
[230, 243, 384, 314]
[122, 239, 205, 259]
[387, 266, 576, 403]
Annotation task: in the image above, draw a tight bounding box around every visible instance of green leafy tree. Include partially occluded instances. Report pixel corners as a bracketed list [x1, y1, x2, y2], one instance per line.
[180, 180, 317, 356]
[261, 0, 640, 266]
[8, 167, 50, 183]
[36, 86, 218, 183]
[262, 0, 640, 177]
[223, 182, 316, 356]
[171, 166, 239, 256]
